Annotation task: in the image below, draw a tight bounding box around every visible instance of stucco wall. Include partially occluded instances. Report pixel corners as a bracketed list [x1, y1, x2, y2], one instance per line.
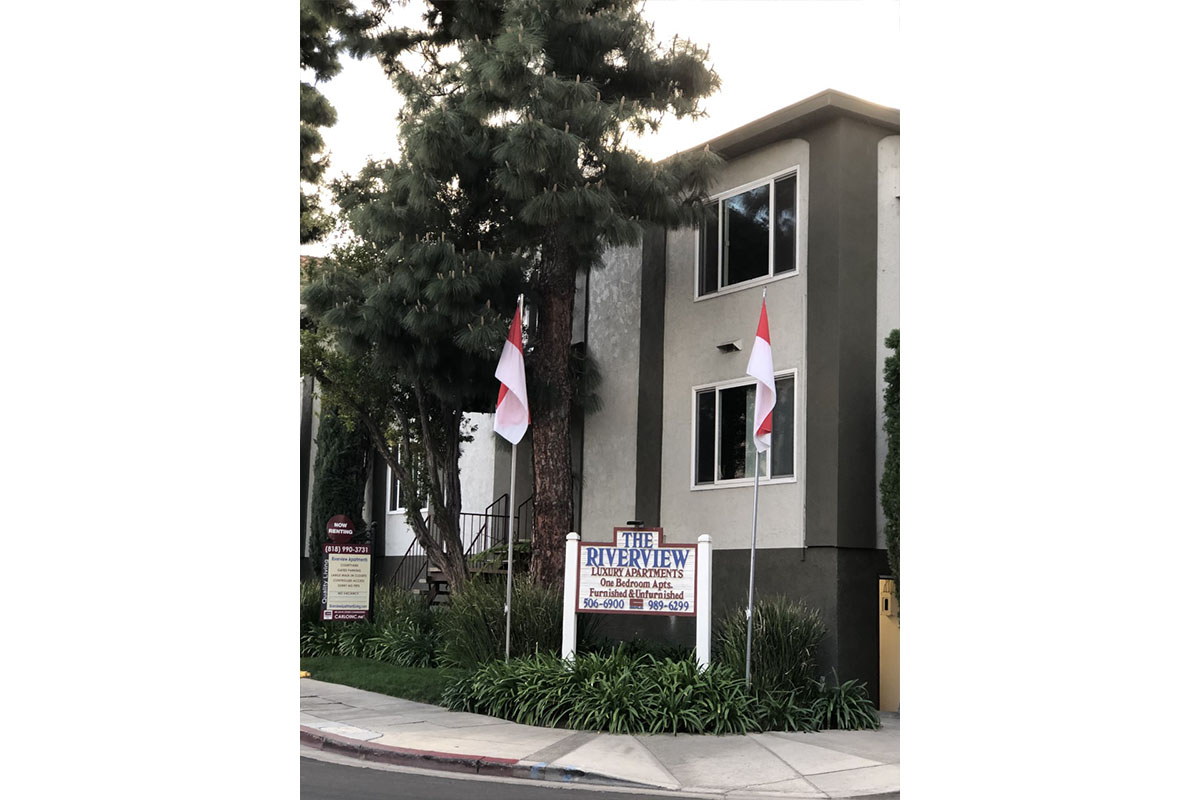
[384, 411, 498, 557]
[875, 136, 900, 550]
[658, 139, 811, 552]
[581, 243, 644, 538]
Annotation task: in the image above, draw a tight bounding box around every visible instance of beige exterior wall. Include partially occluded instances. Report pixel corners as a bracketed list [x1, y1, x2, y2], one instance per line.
[658, 138, 811, 552]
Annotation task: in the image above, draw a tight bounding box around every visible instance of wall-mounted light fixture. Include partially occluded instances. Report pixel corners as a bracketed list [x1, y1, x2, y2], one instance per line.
[716, 339, 742, 353]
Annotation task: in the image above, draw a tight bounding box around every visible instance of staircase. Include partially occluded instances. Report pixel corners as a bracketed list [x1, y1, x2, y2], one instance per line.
[391, 494, 532, 606]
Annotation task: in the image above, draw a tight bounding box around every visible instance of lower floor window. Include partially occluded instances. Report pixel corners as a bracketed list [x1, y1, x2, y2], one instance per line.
[694, 373, 795, 485]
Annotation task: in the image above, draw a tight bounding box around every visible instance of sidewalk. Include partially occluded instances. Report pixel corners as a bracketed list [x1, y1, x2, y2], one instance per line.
[300, 677, 899, 798]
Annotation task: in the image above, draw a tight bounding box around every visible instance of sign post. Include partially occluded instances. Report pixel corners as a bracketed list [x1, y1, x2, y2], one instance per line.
[561, 532, 580, 660]
[696, 534, 712, 669]
[321, 515, 372, 622]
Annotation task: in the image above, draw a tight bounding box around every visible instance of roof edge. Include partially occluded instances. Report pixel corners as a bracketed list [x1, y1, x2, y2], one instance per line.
[685, 89, 899, 160]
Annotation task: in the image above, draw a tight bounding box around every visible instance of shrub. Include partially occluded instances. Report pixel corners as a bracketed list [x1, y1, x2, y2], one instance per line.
[442, 651, 763, 735]
[369, 620, 438, 668]
[301, 622, 341, 657]
[438, 576, 568, 668]
[714, 595, 825, 696]
[811, 674, 880, 730]
[300, 579, 323, 628]
[337, 623, 377, 657]
[581, 636, 694, 662]
[373, 584, 431, 628]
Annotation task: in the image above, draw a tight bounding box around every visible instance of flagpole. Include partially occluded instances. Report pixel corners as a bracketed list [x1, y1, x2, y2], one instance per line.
[745, 286, 768, 688]
[504, 295, 523, 661]
[504, 439, 517, 660]
[745, 448, 761, 687]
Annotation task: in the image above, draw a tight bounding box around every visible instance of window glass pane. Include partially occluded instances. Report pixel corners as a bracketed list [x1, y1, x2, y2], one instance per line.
[744, 389, 763, 478]
[699, 202, 718, 295]
[770, 376, 795, 477]
[723, 184, 770, 286]
[718, 384, 752, 480]
[695, 390, 715, 484]
[773, 174, 796, 274]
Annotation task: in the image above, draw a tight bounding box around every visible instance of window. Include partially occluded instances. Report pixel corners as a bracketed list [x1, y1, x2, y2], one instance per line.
[387, 446, 426, 513]
[698, 169, 800, 297]
[694, 373, 796, 486]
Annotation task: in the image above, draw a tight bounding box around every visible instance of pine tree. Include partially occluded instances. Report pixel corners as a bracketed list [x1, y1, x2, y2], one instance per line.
[300, 91, 526, 592]
[300, 0, 388, 244]
[364, 0, 721, 586]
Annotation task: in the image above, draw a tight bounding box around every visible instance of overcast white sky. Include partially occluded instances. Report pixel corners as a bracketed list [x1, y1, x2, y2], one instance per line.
[303, 0, 900, 256]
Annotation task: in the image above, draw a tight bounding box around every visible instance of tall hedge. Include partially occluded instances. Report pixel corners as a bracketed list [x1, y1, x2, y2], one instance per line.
[881, 329, 900, 598]
[309, 398, 373, 576]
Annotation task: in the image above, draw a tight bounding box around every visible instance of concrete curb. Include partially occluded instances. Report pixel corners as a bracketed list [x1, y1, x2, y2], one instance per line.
[300, 726, 644, 788]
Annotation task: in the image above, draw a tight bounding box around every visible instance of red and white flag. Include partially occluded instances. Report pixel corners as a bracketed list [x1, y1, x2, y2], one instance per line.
[494, 306, 530, 444]
[746, 297, 776, 453]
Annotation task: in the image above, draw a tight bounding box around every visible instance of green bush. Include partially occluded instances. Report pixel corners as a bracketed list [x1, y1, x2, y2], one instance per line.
[301, 622, 341, 657]
[369, 620, 439, 668]
[811, 674, 880, 731]
[443, 651, 763, 735]
[300, 579, 323, 628]
[580, 636, 695, 662]
[300, 583, 441, 667]
[714, 595, 825, 696]
[438, 576, 570, 668]
[373, 583, 431, 628]
[337, 623, 377, 657]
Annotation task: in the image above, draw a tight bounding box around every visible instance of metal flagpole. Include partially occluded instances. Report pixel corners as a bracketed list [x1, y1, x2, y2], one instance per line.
[504, 295, 523, 661]
[745, 448, 761, 686]
[745, 286, 768, 688]
[504, 439, 517, 660]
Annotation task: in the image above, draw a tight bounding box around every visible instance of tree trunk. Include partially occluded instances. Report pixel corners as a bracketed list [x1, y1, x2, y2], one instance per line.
[528, 248, 575, 588]
[305, 364, 472, 594]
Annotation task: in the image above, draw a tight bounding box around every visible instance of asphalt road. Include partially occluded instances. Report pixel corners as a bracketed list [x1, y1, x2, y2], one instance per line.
[300, 755, 707, 800]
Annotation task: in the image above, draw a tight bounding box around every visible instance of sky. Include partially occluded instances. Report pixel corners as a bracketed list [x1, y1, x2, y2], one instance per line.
[302, 0, 900, 256]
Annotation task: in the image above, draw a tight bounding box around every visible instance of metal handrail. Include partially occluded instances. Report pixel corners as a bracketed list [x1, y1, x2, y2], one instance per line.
[388, 494, 520, 592]
[515, 495, 534, 542]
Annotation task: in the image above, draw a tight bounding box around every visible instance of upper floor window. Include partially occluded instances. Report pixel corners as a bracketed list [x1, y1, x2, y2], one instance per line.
[698, 168, 800, 297]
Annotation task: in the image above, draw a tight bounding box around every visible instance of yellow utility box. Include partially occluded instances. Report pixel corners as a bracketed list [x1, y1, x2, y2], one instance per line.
[878, 578, 900, 712]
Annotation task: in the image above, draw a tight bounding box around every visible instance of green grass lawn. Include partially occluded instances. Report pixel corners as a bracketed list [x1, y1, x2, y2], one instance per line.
[301, 656, 467, 705]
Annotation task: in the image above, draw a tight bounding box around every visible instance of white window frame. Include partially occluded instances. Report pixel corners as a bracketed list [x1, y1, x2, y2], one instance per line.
[694, 164, 805, 301]
[689, 368, 800, 491]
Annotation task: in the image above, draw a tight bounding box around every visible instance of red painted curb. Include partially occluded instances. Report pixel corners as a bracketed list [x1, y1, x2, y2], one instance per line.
[300, 726, 520, 774]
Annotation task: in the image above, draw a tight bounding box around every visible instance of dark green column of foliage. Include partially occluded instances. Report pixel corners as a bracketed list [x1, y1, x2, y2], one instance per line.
[881, 329, 900, 597]
[309, 399, 373, 576]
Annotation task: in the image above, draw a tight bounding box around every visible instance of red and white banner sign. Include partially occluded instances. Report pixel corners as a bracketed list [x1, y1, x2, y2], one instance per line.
[494, 306, 530, 444]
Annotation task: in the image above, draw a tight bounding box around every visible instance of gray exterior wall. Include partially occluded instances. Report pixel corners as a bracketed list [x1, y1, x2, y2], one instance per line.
[659, 137, 811, 553]
[580, 243, 645, 537]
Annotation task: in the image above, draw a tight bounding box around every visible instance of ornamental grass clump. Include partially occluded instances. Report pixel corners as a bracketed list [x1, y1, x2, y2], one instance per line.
[300, 579, 323, 627]
[437, 576, 567, 668]
[715, 595, 825, 696]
